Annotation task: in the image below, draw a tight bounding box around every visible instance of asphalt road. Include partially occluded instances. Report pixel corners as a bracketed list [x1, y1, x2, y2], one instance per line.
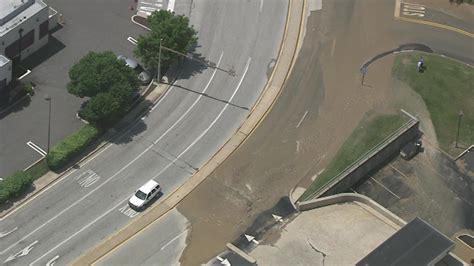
[97, 209, 189, 266]
[0, 0, 287, 265]
[0, 0, 150, 177]
[120, 0, 472, 265]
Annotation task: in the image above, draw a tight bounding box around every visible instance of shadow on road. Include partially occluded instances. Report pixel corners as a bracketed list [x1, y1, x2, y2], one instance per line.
[170, 83, 249, 110]
[21, 36, 66, 70]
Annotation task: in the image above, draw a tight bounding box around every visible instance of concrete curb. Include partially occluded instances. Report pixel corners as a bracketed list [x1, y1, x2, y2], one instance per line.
[226, 243, 257, 264]
[72, 0, 306, 265]
[0, 75, 175, 220]
[297, 193, 406, 229]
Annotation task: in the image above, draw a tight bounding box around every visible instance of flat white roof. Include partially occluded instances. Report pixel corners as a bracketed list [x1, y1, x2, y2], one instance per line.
[0, 0, 47, 37]
[0, 54, 10, 67]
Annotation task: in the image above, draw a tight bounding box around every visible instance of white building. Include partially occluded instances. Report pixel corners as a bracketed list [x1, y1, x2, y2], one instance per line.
[0, 0, 58, 94]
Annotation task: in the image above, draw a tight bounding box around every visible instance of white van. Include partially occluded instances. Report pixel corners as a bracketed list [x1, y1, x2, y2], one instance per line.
[129, 180, 161, 210]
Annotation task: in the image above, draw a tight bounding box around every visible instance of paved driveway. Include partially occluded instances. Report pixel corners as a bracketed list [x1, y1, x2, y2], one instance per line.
[0, 0, 147, 176]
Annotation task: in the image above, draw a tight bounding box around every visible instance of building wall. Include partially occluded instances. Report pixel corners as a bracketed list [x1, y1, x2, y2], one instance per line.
[0, 57, 12, 85]
[0, 5, 49, 61]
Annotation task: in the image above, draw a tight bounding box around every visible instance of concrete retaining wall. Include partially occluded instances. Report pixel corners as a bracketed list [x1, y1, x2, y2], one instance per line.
[321, 119, 419, 197]
[303, 110, 420, 200]
[298, 193, 406, 227]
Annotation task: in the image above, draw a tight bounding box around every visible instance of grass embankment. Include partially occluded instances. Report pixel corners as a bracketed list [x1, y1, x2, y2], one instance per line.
[300, 114, 407, 200]
[392, 53, 474, 156]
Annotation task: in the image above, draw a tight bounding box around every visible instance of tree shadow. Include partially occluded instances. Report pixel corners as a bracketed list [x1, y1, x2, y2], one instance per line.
[0, 184, 36, 213]
[108, 99, 153, 145]
[171, 43, 236, 81]
[21, 36, 66, 70]
[170, 83, 249, 110]
[0, 88, 32, 120]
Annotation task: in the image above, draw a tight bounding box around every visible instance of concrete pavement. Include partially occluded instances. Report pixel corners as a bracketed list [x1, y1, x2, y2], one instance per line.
[1, 0, 289, 264]
[72, 0, 304, 264]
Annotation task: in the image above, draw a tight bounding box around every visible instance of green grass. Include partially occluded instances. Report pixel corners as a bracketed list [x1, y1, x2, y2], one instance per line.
[300, 114, 407, 200]
[392, 53, 474, 156]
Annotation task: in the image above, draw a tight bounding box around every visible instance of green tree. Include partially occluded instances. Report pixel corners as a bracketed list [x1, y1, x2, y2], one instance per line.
[79, 92, 123, 125]
[134, 10, 198, 70]
[68, 51, 139, 98]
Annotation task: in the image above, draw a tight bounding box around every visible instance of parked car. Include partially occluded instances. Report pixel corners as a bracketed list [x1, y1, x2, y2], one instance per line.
[117, 55, 152, 85]
[129, 179, 161, 210]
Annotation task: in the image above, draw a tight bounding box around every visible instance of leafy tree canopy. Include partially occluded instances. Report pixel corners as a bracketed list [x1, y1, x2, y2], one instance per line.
[134, 10, 198, 69]
[68, 51, 139, 98]
[79, 92, 123, 125]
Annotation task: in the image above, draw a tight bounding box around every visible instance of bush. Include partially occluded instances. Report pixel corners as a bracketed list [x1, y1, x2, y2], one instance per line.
[0, 171, 33, 204]
[24, 82, 34, 95]
[46, 125, 101, 171]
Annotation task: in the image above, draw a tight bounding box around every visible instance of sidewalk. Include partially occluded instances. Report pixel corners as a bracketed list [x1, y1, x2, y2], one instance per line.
[72, 0, 305, 264]
[0, 75, 172, 219]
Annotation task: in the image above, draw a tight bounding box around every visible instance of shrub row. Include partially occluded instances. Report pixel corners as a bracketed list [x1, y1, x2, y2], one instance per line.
[0, 171, 33, 204]
[46, 125, 101, 171]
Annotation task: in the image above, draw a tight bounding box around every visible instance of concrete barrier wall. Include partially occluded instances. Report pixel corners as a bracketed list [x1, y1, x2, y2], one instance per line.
[321, 120, 419, 197]
[298, 193, 406, 227]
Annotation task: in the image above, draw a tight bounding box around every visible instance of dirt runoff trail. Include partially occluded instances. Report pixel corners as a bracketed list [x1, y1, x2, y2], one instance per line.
[177, 1, 411, 265]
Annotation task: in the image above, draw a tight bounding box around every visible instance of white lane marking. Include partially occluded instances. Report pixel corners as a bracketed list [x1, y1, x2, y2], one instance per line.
[0, 227, 18, 238]
[151, 52, 224, 144]
[1, 53, 225, 257]
[244, 234, 259, 244]
[296, 140, 300, 153]
[0, 47, 183, 222]
[331, 39, 336, 56]
[260, 0, 263, 13]
[74, 169, 100, 187]
[160, 230, 187, 251]
[127, 36, 138, 45]
[369, 176, 401, 200]
[45, 255, 59, 266]
[28, 200, 125, 266]
[296, 110, 308, 128]
[402, 3, 425, 17]
[167, 0, 175, 12]
[0, 145, 153, 255]
[26, 141, 47, 157]
[4, 240, 39, 263]
[118, 204, 139, 218]
[152, 57, 251, 178]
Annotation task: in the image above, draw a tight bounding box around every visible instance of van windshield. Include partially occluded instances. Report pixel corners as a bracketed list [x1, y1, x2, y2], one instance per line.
[135, 190, 147, 200]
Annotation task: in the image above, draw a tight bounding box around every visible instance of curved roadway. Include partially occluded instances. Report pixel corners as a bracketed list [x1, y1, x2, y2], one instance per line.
[0, 0, 287, 265]
[118, 0, 472, 264]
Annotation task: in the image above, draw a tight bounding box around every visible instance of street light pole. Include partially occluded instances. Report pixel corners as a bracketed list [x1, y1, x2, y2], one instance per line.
[157, 38, 163, 83]
[455, 110, 464, 148]
[45, 95, 52, 154]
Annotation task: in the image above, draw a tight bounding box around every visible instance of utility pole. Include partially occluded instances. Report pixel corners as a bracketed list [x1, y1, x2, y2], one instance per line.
[157, 38, 162, 83]
[45, 95, 52, 154]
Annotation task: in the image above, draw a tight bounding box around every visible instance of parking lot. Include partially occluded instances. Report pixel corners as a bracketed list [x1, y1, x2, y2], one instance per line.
[354, 140, 474, 237]
[0, 0, 147, 176]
